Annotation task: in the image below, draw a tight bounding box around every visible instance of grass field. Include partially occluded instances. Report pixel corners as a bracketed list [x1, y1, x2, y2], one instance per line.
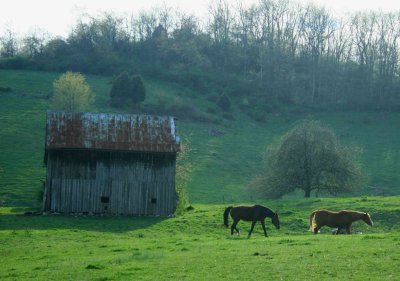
[1, 69, 400, 206]
[1, 196, 399, 280]
[1, 69, 400, 280]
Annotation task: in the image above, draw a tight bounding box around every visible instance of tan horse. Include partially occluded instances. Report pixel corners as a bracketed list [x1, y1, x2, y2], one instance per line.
[309, 209, 373, 234]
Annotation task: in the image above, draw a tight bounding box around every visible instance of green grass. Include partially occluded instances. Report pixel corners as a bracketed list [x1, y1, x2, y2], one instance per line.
[1, 196, 399, 280]
[1, 69, 400, 280]
[183, 111, 400, 203]
[1, 69, 400, 205]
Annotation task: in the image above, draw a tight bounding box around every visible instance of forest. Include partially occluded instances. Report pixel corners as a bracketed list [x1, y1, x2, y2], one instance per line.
[1, 0, 400, 114]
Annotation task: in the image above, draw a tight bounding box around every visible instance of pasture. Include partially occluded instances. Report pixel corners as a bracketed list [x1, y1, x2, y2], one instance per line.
[1, 69, 400, 280]
[1, 196, 399, 280]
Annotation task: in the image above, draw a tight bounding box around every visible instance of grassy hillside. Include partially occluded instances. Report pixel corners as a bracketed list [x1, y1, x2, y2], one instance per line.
[0, 196, 399, 280]
[1, 69, 399, 281]
[0, 69, 400, 206]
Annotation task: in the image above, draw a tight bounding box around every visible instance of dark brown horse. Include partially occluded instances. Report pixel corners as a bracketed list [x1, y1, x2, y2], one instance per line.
[223, 205, 280, 238]
[309, 209, 373, 234]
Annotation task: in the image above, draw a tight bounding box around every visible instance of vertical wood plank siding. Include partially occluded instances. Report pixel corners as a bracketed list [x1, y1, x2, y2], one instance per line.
[45, 150, 177, 216]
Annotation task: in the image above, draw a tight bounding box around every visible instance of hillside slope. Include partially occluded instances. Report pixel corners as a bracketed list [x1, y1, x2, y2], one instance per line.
[0, 69, 399, 206]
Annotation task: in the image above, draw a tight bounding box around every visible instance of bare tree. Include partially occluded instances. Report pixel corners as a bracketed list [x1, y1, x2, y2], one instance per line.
[208, 0, 233, 44]
[22, 29, 49, 58]
[375, 12, 400, 107]
[0, 28, 18, 57]
[350, 12, 378, 105]
[301, 4, 335, 104]
[234, 1, 258, 76]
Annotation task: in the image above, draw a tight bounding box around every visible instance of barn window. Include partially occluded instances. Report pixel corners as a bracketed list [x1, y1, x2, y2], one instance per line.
[101, 196, 109, 203]
[151, 198, 157, 204]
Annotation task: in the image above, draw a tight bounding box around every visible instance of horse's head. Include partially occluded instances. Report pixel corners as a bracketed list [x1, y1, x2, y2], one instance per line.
[272, 212, 280, 229]
[362, 212, 373, 226]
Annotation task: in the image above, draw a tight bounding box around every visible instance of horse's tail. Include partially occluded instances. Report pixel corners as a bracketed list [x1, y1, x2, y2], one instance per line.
[309, 211, 317, 232]
[223, 206, 233, 227]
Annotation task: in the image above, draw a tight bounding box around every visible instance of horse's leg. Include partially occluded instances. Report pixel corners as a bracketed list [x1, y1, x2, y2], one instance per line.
[231, 220, 236, 235]
[234, 224, 240, 236]
[231, 220, 239, 235]
[261, 219, 268, 237]
[313, 225, 320, 234]
[248, 220, 257, 238]
[335, 227, 343, 235]
[345, 225, 351, 234]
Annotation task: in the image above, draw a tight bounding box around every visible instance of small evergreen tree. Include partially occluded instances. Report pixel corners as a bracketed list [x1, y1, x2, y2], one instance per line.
[110, 72, 146, 107]
[131, 75, 146, 104]
[110, 71, 131, 106]
[216, 93, 231, 111]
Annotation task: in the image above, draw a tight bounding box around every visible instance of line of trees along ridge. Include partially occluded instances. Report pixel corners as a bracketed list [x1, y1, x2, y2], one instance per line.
[1, 0, 400, 111]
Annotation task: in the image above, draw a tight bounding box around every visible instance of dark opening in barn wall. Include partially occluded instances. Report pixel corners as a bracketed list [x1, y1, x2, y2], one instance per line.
[43, 112, 180, 216]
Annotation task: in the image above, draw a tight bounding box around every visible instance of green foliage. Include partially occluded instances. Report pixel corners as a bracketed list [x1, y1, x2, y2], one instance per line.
[175, 138, 192, 215]
[216, 93, 231, 111]
[0, 56, 32, 70]
[110, 72, 146, 107]
[37, 38, 72, 71]
[4, 6, 400, 111]
[250, 120, 363, 198]
[50, 71, 95, 112]
[110, 71, 130, 104]
[131, 75, 146, 103]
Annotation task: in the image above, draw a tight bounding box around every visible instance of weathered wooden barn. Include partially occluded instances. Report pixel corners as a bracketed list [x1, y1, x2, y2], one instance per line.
[43, 111, 181, 216]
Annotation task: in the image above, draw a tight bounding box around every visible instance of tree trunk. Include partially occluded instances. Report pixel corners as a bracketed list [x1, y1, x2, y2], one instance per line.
[304, 188, 311, 198]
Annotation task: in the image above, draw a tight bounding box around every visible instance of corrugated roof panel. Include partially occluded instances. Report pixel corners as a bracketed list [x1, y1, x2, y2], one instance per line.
[45, 111, 180, 153]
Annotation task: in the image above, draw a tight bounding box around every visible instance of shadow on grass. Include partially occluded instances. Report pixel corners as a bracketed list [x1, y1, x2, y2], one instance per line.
[0, 213, 166, 233]
[10, 207, 35, 213]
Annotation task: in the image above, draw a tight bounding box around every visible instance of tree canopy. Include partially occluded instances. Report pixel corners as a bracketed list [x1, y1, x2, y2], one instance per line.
[3, 1, 400, 112]
[50, 71, 95, 112]
[249, 120, 363, 198]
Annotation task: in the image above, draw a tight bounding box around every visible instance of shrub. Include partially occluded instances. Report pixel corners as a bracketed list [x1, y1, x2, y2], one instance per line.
[216, 93, 231, 111]
[0, 86, 12, 93]
[249, 120, 363, 198]
[110, 72, 146, 107]
[131, 75, 146, 104]
[0, 56, 33, 70]
[175, 138, 192, 215]
[110, 71, 131, 106]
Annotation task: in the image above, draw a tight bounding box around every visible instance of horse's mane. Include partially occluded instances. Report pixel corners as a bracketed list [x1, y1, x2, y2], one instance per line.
[320, 210, 365, 215]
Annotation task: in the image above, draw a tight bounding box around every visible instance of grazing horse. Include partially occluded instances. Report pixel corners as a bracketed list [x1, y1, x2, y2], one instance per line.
[309, 209, 373, 234]
[223, 205, 280, 238]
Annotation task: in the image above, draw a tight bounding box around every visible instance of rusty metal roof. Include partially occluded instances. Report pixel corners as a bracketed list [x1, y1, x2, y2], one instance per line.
[45, 111, 180, 153]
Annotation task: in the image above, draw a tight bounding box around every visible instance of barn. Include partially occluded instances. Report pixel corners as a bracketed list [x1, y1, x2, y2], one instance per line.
[42, 111, 181, 216]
